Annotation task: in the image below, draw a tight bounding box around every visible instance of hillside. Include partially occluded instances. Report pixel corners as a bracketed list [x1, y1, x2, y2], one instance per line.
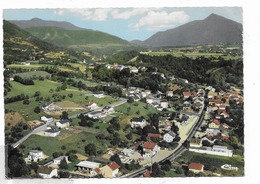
[24, 26, 129, 48]
[9, 18, 129, 48]
[9, 18, 85, 30]
[143, 14, 243, 47]
[3, 20, 61, 63]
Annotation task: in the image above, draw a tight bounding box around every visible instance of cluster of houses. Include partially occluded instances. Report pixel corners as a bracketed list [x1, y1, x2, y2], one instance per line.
[181, 89, 205, 113]
[86, 106, 114, 119]
[42, 102, 62, 112]
[41, 115, 70, 137]
[105, 64, 146, 74]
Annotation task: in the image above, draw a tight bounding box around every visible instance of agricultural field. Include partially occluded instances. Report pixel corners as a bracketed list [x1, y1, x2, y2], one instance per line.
[14, 71, 51, 79]
[20, 129, 111, 157]
[5, 112, 26, 131]
[140, 51, 241, 60]
[7, 63, 51, 69]
[114, 101, 158, 119]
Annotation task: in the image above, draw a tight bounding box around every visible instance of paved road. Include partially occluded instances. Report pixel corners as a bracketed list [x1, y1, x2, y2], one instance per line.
[11, 123, 48, 148]
[11, 97, 127, 148]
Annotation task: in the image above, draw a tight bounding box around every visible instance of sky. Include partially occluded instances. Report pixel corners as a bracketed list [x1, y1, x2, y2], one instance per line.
[3, 7, 242, 41]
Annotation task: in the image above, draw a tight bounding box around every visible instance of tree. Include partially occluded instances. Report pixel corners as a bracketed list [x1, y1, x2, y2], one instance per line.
[34, 106, 41, 113]
[61, 111, 69, 120]
[30, 162, 39, 173]
[110, 154, 121, 166]
[151, 162, 160, 177]
[85, 143, 96, 156]
[23, 99, 30, 105]
[202, 140, 211, 147]
[53, 152, 63, 158]
[7, 145, 30, 178]
[59, 158, 68, 170]
[59, 171, 70, 178]
[176, 166, 184, 174]
[34, 91, 41, 97]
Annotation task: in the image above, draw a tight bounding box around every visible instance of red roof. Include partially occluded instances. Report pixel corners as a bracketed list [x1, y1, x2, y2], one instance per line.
[94, 168, 101, 173]
[143, 170, 151, 177]
[108, 162, 120, 171]
[188, 163, 204, 170]
[183, 92, 191, 97]
[148, 133, 161, 138]
[143, 142, 157, 149]
[213, 119, 221, 125]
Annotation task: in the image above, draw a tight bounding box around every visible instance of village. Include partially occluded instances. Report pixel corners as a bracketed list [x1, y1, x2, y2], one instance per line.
[13, 63, 243, 178]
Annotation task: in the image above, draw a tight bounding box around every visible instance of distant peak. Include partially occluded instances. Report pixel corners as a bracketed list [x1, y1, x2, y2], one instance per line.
[31, 18, 43, 21]
[205, 13, 224, 20]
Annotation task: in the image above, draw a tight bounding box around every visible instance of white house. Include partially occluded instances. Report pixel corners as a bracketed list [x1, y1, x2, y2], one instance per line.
[56, 119, 70, 129]
[189, 145, 233, 157]
[38, 166, 58, 178]
[93, 91, 105, 98]
[121, 148, 134, 157]
[87, 102, 97, 110]
[130, 66, 139, 73]
[87, 111, 105, 119]
[163, 131, 176, 143]
[160, 100, 169, 109]
[142, 142, 160, 157]
[53, 156, 69, 165]
[166, 91, 173, 97]
[102, 106, 114, 114]
[28, 150, 43, 162]
[41, 116, 54, 123]
[130, 117, 146, 128]
[44, 127, 60, 137]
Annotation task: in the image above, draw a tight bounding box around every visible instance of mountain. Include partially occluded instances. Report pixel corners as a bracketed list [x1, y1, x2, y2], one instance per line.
[143, 13, 243, 47]
[3, 20, 61, 63]
[9, 18, 85, 30]
[10, 18, 129, 48]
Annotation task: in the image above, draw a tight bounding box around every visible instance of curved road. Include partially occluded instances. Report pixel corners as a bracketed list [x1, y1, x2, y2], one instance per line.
[11, 97, 127, 148]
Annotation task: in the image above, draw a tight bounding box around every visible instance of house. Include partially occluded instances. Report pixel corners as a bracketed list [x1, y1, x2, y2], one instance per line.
[160, 100, 169, 109]
[222, 123, 230, 129]
[188, 163, 204, 173]
[53, 156, 69, 165]
[56, 119, 70, 129]
[182, 101, 191, 112]
[102, 106, 114, 114]
[38, 166, 58, 178]
[208, 91, 218, 99]
[28, 150, 43, 162]
[44, 126, 60, 137]
[87, 110, 105, 119]
[130, 117, 146, 128]
[76, 161, 101, 176]
[189, 145, 233, 157]
[93, 91, 105, 98]
[183, 92, 191, 99]
[101, 161, 120, 178]
[208, 119, 221, 129]
[121, 148, 134, 157]
[205, 128, 221, 136]
[142, 142, 160, 157]
[163, 131, 176, 143]
[87, 102, 97, 109]
[219, 90, 226, 96]
[166, 91, 173, 97]
[130, 66, 139, 73]
[42, 102, 53, 111]
[41, 116, 54, 123]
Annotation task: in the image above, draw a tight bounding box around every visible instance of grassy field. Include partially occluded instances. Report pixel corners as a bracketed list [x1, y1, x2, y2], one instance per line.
[140, 51, 241, 59]
[20, 130, 110, 157]
[7, 64, 51, 69]
[5, 112, 26, 131]
[15, 71, 51, 79]
[114, 101, 158, 119]
[165, 169, 185, 177]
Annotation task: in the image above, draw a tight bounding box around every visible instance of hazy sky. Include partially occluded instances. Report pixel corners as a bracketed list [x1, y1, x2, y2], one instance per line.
[3, 7, 242, 41]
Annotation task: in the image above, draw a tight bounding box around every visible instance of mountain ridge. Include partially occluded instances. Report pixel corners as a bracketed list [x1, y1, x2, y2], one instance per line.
[143, 13, 242, 47]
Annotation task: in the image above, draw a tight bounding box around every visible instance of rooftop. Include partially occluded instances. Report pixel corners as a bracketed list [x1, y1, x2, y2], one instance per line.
[108, 161, 120, 171]
[188, 163, 204, 170]
[143, 142, 157, 149]
[76, 161, 100, 169]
